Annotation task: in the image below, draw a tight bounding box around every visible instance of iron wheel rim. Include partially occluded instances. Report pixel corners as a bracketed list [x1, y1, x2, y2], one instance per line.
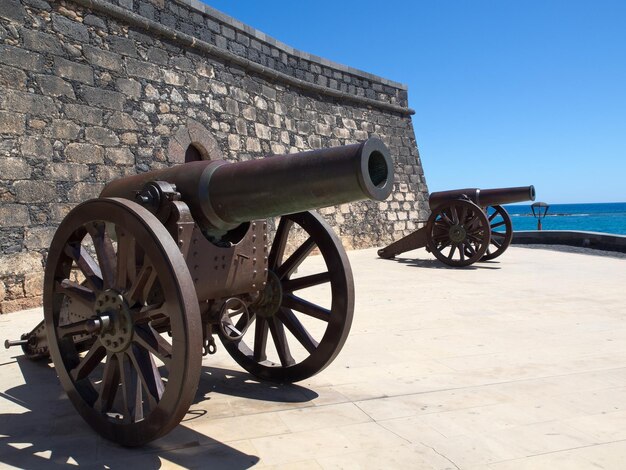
[222, 211, 354, 383]
[43, 198, 202, 446]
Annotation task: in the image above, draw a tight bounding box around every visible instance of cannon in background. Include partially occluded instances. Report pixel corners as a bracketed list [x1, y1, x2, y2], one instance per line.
[378, 186, 535, 267]
[5, 138, 393, 446]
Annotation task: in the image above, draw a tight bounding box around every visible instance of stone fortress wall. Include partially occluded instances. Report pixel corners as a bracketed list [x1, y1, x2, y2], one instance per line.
[0, 0, 429, 313]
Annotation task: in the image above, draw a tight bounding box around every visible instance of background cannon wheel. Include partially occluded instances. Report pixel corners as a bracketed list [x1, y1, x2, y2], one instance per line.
[222, 211, 354, 383]
[481, 205, 513, 261]
[426, 199, 491, 267]
[44, 198, 202, 447]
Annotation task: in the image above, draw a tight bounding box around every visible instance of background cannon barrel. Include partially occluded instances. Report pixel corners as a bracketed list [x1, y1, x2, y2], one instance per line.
[101, 138, 393, 235]
[428, 185, 535, 210]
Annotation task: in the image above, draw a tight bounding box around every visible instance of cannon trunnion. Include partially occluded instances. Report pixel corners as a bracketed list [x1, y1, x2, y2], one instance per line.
[378, 185, 535, 267]
[6, 139, 393, 446]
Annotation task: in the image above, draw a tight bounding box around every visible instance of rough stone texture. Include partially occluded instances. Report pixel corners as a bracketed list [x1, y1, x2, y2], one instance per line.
[0, 0, 429, 313]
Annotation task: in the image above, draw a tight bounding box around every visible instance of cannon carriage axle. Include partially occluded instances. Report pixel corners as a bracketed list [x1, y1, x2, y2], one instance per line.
[5, 139, 394, 446]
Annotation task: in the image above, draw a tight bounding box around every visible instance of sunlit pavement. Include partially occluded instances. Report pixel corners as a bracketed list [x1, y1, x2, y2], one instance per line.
[1, 246, 626, 469]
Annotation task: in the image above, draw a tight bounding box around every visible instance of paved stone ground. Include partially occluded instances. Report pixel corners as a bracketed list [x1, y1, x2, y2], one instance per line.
[1, 246, 626, 469]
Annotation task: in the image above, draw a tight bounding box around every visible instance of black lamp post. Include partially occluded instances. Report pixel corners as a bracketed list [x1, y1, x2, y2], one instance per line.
[531, 202, 549, 230]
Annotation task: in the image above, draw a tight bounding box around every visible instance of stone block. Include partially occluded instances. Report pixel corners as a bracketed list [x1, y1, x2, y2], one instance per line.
[37, 75, 76, 99]
[105, 147, 134, 165]
[81, 86, 126, 111]
[0, 90, 58, 116]
[0, 64, 26, 91]
[54, 57, 94, 85]
[83, 14, 107, 30]
[0, 203, 30, 226]
[68, 182, 104, 202]
[24, 226, 56, 249]
[0, 296, 42, 314]
[228, 134, 240, 151]
[13, 180, 56, 203]
[0, 0, 26, 22]
[21, 29, 65, 55]
[21, 135, 53, 158]
[45, 162, 91, 181]
[246, 137, 261, 152]
[65, 143, 104, 164]
[164, 70, 185, 86]
[83, 45, 124, 72]
[107, 36, 138, 57]
[0, 156, 30, 179]
[50, 203, 73, 222]
[146, 47, 169, 65]
[115, 78, 142, 99]
[0, 111, 25, 135]
[85, 127, 119, 146]
[125, 58, 161, 81]
[107, 112, 138, 130]
[50, 119, 81, 139]
[254, 123, 271, 140]
[64, 104, 103, 125]
[51, 13, 89, 43]
[24, 271, 44, 297]
[0, 251, 43, 276]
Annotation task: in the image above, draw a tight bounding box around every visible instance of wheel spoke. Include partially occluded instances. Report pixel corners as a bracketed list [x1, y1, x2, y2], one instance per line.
[56, 279, 95, 312]
[133, 302, 168, 324]
[491, 237, 502, 248]
[119, 353, 140, 423]
[87, 222, 116, 290]
[133, 325, 172, 368]
[253, 316, 268, 362]
[268, 218, 294, 270]
[268, 317, 296, 367]
[465, 214, 481, 230]
[465, 243, 476, 256]
[126, 262, 157, 305]
[115, 226, 136, 291]
[450, 206, 459, 224]
[488, 210, 499, 222]
[282, 272, 330, 293]
[95, 353, 120, 414]
[64, 243, 103, 292]
[276, 237, 316, 280]
[448, 244, 457, 260]
[71, 340, 106, 381]
[128, 344, 163, 410]
[459, 243, 466, 262]
[277, 307, 319, 354]
[282, 294, 331, 322]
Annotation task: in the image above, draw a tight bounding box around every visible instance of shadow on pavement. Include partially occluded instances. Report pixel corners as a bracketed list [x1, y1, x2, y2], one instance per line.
[391, 256, 502, 270]
[0, 354, 316, 468]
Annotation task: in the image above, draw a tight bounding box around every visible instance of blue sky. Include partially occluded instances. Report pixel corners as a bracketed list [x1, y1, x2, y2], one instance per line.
[204, 1, 626, 203]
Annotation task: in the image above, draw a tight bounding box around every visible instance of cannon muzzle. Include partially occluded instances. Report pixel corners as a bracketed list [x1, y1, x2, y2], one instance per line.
[429, 185, 535, 210]
[101, 138, 393, 235]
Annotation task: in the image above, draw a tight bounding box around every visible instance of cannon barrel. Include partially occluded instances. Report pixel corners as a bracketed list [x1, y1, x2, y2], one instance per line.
[428, 185, 535, 210]
[100, 138, 393, 235]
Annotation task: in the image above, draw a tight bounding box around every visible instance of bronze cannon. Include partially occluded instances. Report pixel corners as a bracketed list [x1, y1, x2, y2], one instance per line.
[378, 186, 535, 267]
[5, 139, 393, 446]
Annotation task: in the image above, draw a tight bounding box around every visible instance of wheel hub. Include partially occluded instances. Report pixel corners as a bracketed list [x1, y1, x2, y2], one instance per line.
[448, 224, 467, 243]
[94, 290, 133, 353]
[252, 270, 283, 318]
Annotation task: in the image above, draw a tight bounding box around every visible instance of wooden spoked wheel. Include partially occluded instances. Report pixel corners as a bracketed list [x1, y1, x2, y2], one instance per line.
[222, 211, 354, 383]
[426, 199, 491, 267]
[43, 198, 202, 447]
[481, 205, 513, 261]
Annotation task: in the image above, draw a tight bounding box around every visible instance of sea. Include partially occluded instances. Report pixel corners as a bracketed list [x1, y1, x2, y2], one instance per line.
[503, 202, 626, 235]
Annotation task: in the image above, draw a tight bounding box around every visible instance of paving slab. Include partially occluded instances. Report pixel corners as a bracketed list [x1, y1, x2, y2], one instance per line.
[1, 246, 625, 469]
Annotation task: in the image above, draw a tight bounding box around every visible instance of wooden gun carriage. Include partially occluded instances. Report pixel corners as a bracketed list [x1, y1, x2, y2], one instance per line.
[5, 139, 393, 446]
[378, 186, 535, 267]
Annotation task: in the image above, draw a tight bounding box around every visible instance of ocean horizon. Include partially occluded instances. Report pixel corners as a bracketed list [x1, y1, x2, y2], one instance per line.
[503, 202, 626, 235]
